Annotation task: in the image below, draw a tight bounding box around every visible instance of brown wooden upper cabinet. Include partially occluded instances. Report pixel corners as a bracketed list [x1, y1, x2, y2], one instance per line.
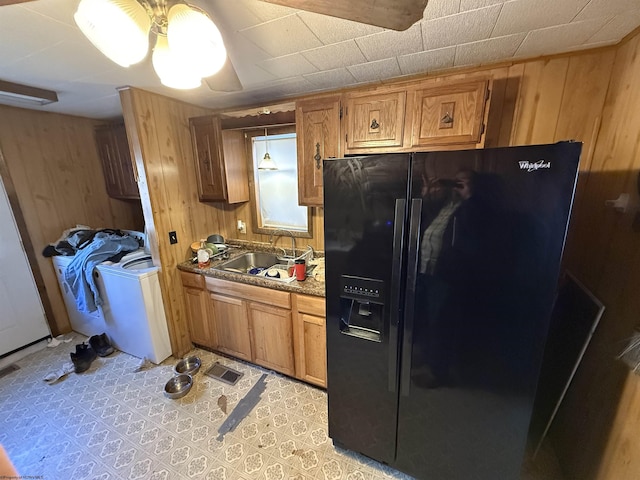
[189, 115, 249, 203]
[95, 123, 139, 200]
[408, 78, 490, 148]
[295, 96, 341, 206]
[344, 89, 406, 152]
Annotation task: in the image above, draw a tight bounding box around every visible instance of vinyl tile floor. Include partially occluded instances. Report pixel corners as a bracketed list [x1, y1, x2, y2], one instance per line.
[0, 334, 564, 480]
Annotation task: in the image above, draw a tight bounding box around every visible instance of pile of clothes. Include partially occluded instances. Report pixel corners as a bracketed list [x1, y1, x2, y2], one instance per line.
[43, 226, 141, 313]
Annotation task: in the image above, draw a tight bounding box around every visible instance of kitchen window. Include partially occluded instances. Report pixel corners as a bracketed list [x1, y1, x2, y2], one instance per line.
[247, 126, 311, 236]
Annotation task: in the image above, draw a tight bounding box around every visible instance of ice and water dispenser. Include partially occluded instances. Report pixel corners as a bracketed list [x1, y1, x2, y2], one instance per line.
[339, 275, 385, 342]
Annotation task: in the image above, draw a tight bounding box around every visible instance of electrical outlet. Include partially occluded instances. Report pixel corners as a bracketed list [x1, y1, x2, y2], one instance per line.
[237, 220, 247, 234]
[169, 231, 178, 244]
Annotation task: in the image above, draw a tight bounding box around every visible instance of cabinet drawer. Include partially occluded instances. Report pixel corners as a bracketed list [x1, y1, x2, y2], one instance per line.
[295, 294, 326, 316]
[180, 271, 204, 290]
[205, 277, 291, 309]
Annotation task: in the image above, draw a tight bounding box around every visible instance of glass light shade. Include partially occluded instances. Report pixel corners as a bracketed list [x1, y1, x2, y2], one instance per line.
[258, 152, 278, 170]
[167, 4, 227, 78]
[152, 35, 202, 90]
[74, 0, 150, 67]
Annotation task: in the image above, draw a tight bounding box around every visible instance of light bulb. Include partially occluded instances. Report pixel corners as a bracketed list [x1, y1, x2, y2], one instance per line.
[152, 36, 202, 90]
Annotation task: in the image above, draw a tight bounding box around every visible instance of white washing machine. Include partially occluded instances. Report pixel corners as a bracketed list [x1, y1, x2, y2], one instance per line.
[95, 251, 172, 364]
[53, 255, 107, 337]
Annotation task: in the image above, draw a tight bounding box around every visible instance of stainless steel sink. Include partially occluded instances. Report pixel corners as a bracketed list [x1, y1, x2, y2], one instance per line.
[215, 252, 280, 274]
[214, 251, 315, 283]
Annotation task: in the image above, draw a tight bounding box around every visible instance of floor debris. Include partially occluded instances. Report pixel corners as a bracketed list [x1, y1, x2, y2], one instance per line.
[216, 374, 267, 441]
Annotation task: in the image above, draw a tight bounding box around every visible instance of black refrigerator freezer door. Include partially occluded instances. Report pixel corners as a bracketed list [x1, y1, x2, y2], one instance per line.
[324, 154, 410, 465]
[394, 142, 581, 480]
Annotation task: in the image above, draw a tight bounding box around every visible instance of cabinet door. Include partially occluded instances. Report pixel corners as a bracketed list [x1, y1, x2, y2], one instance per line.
[95, 124, 139, 200]
[210, 293, 251, 360]
[345, 90, 406, 150]
[112, 123, 139, 199]
[293, 295, 327, 387]
[410, 79, 489, 148]
[95, 127, 121, 198]
[295, 96, 340, 206]
[189, 116, 227, 202]
[248, 302, 295, 376]
[184, 287, 215, 349]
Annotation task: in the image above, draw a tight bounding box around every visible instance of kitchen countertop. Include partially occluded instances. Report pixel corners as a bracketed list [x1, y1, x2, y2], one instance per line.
[177, 242, 326, 298]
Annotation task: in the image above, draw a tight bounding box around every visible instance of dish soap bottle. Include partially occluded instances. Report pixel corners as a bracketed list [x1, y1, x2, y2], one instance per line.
[197, 239, 211, 268]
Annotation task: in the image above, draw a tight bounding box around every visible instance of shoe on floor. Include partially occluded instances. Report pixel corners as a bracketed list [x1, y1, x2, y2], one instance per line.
[70, 343, 97, 373]
[89, 333, 115, 357]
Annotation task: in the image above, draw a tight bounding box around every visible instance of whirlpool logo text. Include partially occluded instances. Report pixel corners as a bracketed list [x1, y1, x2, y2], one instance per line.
[519, 160, 551, 172]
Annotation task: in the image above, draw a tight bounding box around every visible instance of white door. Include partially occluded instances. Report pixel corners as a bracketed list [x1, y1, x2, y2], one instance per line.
[0, 176, 50, 356]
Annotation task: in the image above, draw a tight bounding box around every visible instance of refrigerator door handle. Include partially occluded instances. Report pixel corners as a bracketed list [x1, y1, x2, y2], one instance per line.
[388, 198, 406, 392]
[400, 198, 422, 397]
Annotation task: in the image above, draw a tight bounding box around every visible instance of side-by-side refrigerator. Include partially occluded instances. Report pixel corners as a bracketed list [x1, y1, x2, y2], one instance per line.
[323, 141, 581, 480]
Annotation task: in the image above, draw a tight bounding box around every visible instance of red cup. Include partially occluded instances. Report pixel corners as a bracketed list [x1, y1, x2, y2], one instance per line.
[294, 259, 306, 281]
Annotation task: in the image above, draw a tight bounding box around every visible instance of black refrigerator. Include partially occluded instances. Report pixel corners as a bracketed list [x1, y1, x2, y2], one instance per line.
[323, 141, 581, 480]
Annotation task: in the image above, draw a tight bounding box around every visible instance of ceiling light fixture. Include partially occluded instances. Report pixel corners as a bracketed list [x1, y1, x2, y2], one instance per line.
[0, 79, 58, 106]
[74, 0, 227, 90]
[258, 128, 278, 171]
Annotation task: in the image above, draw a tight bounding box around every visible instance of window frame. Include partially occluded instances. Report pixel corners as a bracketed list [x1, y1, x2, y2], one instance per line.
[244, 125, 313, 239]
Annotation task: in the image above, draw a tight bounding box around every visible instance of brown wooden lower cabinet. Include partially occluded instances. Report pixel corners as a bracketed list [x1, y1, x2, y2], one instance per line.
[292, 294, 327, 388]
[209, 293, 252, 361]
[181, 273, 326, 386]
[180, 271, 216, 349]
[248, 302, 295, 376]
[183, 287, 214, 348]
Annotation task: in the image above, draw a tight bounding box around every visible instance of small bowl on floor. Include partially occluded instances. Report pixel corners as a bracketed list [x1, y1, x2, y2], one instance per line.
[164, 374, 193, 399]
[174, 356, 201, 376]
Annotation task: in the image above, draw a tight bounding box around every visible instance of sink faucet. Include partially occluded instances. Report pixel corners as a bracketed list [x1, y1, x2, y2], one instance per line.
[269, 229, 296, 258]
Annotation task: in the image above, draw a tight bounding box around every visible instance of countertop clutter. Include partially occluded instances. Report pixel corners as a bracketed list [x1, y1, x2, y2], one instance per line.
[177, 240, 326, 298]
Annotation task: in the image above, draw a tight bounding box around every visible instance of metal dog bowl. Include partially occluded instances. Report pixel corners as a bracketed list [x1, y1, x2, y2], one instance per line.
[164, 374, 193, 399]
[174, 356, 201, 376]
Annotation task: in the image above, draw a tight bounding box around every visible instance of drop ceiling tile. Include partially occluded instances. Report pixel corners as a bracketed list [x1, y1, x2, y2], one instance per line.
[515, 18, 611, 58]
[259, 54, 318, 78]
[454, 33, 526, 66]
[303, 68, 358, 90]
[207, 0, 265, 31]
[460, 0, 506, 12]
[0, 6, 76, 67]
[397, 47, 456, 75]
[297, 11, 383, 45]
[301, 40, 367, 70]
[347, 58, 402, 83]
[356, 23, 423, 62]
[207, 77, 313, 110]
[19, 0, 77, 27]
[421, 5, 502, 50]
[587, 12, 640, 43]
[238, 0, 299, 22]
[6, 39, 119, 87]
[240, 15, 323, 57]
[492, 0, 588, 37]
[423, 0, 461, 20]
[575, 0, 640, 21]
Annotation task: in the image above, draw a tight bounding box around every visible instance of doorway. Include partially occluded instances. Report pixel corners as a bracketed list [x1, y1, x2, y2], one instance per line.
[0, 174, 50, 357]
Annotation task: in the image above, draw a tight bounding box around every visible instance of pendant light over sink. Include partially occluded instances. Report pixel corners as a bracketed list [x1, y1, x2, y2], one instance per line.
[258, 128, 278, 171]
[73, 0, 227, 89]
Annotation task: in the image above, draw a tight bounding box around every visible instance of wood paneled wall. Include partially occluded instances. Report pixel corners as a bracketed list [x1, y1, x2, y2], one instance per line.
[549, 33, 640, 480]
[120, 88, 228, 356]
[0, 105, 143, 335]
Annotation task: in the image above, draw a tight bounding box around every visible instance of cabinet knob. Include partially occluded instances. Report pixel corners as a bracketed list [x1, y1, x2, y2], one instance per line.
[441, 112, 453, 124]
[370, 118, 380, 130]
[314, 143, 322, 170]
